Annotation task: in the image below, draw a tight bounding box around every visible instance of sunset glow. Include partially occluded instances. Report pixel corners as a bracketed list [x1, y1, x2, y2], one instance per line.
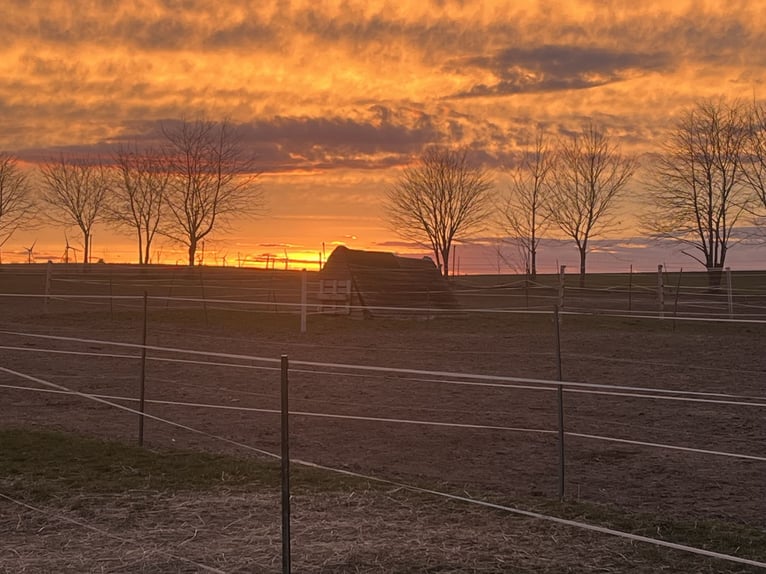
[3, 1, 766, 271]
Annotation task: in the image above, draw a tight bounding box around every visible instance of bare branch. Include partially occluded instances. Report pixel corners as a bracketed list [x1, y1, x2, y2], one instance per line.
[106, 143, 169, 264]
[0, 152, 35, 239]
[643, 99, 751, 285]
[160, 119, 264, 266]
[546, 122, 636, 285]
[385, 147, 494, 277]
[499, 127, 553, 278]
[39, 155, 109, 265]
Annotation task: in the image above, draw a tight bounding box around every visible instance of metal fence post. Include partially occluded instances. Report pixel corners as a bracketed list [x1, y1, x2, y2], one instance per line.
[554, 305, 565, 501]
[138, 292, 148, 446]
[281, 355, 292, 574]
[558, 265, 566, 310]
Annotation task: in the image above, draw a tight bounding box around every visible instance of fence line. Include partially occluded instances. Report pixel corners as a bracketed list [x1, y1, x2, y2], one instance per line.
[0, 365, 279, 460]
[6, 276, 766, 322]
[1, 365, 764, 570]
[10, 343, 766, 409]
[3, 383, 764, 463]
[3, 342, 766, 411]
[6, 290, 766, 324]
[2, 331, 764, 404]
[144, 322, 766, 377]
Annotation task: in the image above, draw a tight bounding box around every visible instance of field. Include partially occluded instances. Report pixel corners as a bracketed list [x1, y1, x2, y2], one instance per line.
[1, 264, 765, 572]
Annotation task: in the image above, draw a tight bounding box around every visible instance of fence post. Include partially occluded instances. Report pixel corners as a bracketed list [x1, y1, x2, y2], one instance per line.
[657, 264, 664, 318]
[138, 292, 148, 446]
[44, 261, 52, 313]
[554, 305, 565, 501]
[300, 269, 307, 333]
[726, 267, 733, 319]
[199, 266, 208, 325]
[558, 265, 566, 310]
[525, 274, 530, 310]
[280, 355, 292, 574]
[109, 270, 114, 321]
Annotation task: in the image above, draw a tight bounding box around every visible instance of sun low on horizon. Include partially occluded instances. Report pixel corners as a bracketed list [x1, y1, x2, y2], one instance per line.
[2, 0, 766, 272]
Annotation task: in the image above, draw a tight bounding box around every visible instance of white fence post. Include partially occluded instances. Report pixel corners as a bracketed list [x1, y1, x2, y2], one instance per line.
[44, 261, 52, 313]
[300, 269, 307, 333]
[726, 267, 733, 319]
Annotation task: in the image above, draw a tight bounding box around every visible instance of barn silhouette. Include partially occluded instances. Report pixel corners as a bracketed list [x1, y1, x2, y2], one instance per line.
[318, 246, 459, 317]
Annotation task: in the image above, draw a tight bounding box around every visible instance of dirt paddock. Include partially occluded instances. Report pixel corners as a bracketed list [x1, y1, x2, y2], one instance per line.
[1, 265, 765, 572]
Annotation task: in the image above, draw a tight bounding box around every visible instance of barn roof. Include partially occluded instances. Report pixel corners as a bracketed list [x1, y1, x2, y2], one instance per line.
[320, 246, 459, 317]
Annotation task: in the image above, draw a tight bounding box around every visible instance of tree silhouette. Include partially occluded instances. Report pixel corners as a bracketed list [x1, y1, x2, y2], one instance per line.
[743, 100, 766, 219]
[386, 147, 493, 277]
[108, 144, 169, 264]
[39, 155, 109, 266]
[500, 128, 553, 279]
[547, 123, 636, 287]
[161, 120, 263, 266]
[644, 100, 750, 286]
[0, 152, 35, 247]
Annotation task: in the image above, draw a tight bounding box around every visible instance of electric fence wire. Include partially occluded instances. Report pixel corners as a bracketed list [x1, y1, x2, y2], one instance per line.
[0, 365, 764, 570]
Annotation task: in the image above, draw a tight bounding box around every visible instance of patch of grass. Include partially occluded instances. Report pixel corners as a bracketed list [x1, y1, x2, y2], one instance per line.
[3, 428, 764, 568]
[0, 428, 370, 501]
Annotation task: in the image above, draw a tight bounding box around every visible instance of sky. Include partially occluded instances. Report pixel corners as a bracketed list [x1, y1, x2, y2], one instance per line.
[2, 0, 766, 272]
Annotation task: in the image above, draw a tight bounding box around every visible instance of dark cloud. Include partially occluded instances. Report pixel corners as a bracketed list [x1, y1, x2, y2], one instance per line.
[450, 44, 671, 98]
[17, 110, 446, 172]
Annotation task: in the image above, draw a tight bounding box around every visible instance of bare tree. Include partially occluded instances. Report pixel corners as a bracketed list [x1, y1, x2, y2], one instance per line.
[547, 122, 636, 287]
[500, 128, 553, 279]
[386, 147, 494, 277]
[39, 155, 109, 265]
[644, 100, 751, 286]
[108, 144, 169, 264]
[0, 152, 35, 248]
[161, 120, 263, 266]
[743, 100, 766, 219]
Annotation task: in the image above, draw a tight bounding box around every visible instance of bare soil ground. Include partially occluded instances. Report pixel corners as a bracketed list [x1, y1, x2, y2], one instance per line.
[1, 265, 765, 572]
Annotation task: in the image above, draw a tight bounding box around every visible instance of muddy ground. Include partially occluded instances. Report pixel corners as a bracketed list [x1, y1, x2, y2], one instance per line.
[0, 266, 764, 572]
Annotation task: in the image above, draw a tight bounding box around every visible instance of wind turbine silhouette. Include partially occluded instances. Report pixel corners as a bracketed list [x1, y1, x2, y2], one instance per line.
[24, 240, 37, 264]
[62, 233, 78, 263]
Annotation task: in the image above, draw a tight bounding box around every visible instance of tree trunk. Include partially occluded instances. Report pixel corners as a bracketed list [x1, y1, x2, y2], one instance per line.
[137, 232, 145, 265]
[707, 266, 723, 290]
[579, 247, 587, 288]
[188, 242, 196, 266]
[530, 248, 537, 280]
[83, 231, 90, 268]
[441, 247, 450, 278]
